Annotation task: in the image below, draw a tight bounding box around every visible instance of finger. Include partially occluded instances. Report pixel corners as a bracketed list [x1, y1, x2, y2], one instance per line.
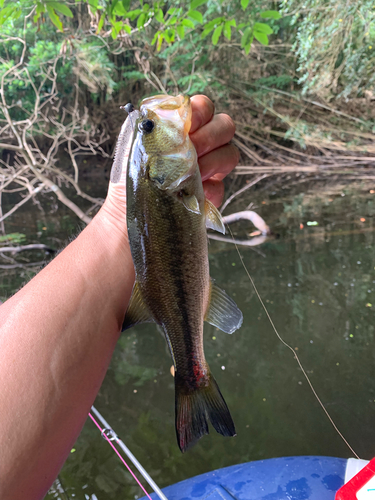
[190, 95, 215, 134]
[202, 178, 225, 208]
[199, 144, 240, 182]
[190, 113, 236, 157]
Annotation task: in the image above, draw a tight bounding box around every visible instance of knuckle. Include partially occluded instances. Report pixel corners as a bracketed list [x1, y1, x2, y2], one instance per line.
[217, 113, 236, 137]
[230, 144, 240, 164]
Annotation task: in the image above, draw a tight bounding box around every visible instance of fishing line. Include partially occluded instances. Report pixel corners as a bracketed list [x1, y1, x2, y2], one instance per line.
[88, 412, 153, 500]
[226, 225, 359, 459]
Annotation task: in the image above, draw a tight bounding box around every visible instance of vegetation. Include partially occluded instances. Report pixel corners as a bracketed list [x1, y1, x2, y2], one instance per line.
[0, 0, 374, 227]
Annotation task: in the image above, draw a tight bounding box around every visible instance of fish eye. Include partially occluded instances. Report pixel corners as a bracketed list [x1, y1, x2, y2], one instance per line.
[140, 119, 155, 133]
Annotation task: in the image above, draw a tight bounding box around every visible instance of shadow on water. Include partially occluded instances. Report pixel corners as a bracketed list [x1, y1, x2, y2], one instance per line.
[2, 174, 375, 499]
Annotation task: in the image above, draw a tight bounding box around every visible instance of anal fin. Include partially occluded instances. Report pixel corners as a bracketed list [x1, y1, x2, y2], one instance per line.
[122, 281, 154, 331]
[204, 280, 243, 334]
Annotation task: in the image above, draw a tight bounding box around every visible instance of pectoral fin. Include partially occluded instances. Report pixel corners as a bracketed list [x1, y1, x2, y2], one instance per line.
[204, 280, 243, 334]
[182, 194, 201, 214]
[122, 282, 154, 331]
[205, 199, 225, 234]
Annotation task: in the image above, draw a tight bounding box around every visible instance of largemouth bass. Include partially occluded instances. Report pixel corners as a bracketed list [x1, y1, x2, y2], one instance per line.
[112, 94, 243, 452]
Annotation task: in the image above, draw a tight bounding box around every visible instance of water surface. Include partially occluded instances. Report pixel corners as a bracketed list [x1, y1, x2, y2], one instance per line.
[2, 175, 375, 499]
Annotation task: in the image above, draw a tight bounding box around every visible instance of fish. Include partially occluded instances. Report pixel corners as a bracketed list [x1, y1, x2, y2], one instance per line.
[112, 94, 243, 452]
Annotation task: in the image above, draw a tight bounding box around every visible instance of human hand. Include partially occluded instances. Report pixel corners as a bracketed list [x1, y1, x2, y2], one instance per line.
[103, 94, 239, 224]
[189, 95, 239, 207]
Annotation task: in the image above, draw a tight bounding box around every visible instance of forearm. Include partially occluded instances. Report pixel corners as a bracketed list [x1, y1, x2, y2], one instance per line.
[0, 203, 134, 500]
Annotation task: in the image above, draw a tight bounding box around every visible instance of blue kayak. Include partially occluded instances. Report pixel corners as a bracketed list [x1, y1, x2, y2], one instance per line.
[140, 456, 359, 499]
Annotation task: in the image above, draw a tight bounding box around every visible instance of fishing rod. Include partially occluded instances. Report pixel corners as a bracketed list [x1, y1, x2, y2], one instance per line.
[89, 406, 168, 500]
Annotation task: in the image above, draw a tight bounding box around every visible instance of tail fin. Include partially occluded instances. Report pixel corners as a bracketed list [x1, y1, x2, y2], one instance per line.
[175, 371, 236, 452]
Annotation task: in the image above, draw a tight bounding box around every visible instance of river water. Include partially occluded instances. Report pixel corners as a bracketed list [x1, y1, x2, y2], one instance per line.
[1, 174, 375, 499]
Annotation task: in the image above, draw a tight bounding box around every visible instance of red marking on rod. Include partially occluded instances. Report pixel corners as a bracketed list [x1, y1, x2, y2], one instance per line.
[88, 412, 153, 500]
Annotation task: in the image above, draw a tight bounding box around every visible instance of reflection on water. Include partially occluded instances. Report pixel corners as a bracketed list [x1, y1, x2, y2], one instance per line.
[2, 178, 375, 499]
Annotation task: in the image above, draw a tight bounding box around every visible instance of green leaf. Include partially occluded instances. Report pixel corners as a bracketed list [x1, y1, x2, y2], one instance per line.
[177, 24, 185, 39]
[164, 27, 175, 43]
[254, 31, 269, 45]
[49, 2, 73, 17]
[114, 2, 126, 15]
[111, 20, 123, 38]
[167, 16, 177, 25]
[244, 35, 253, 54]
[127, 9, 141, 20]
[122, 0, 131, 10]
[224, 20, 234, 40]
[88, 0, 98, 14]
[201, 16, 224, 38]
[137, 12, 145, 28]
[33, 1, 44, 22]
[253, 22, 273, 34]
[241, 26, 252, 47]
[46, 5, 63, 31]
[157, 32, 164, 50]
[0, 0, 4, 8]
[0, 5, 15, 26]
[151, 30, 159, 45]
[241, 0, 250, 10]
[190, 0, 207, 8]
[123, 23, 131, 33]
[97, 12, 105, 32]
[13, 9, 21, 20]
[260, 10, 281, 20]
[182, 18, 195, 29]
[212, 24, 223, 45]
[188, 10, 203, 23]
[110, 0, 119, 15]
[155, 8, 164, 22]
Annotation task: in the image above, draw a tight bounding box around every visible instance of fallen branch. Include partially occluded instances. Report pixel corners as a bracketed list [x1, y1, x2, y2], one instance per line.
[0, 261, 45, 269]
[222, 210, 271, 236]
[208, 232, 269, 247]
[220, 174, 268, 213]
[0, 244, 56, 254]
[0, 185, 44, 223]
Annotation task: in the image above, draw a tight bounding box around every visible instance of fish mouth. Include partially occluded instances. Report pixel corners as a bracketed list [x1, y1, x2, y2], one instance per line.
[140, 94, 192, 135]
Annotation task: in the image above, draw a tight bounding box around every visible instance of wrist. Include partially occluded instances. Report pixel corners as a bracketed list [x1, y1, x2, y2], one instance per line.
[85, 201, 135, 324]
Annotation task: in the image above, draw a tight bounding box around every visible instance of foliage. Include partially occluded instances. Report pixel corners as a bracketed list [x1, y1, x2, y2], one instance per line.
[281, 0, 375, 99]
[0, 0, 279, 53]
[1, 0, 375, 231]
[0, 21, 116, 124]
[0, 232, 26, 244]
